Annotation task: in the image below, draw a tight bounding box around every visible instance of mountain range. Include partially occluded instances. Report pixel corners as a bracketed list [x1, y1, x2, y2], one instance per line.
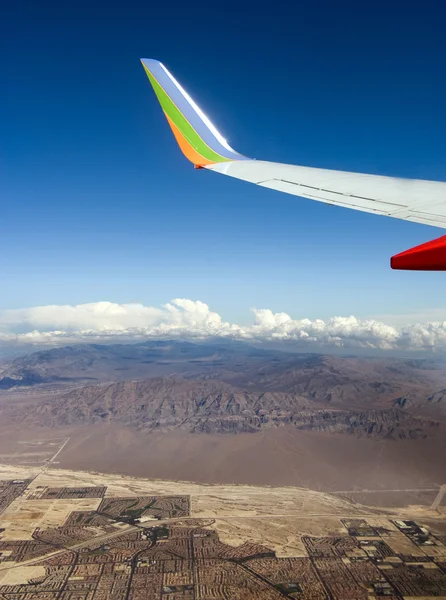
[1, 340, 446, 439]
[1, 340, 446, 490]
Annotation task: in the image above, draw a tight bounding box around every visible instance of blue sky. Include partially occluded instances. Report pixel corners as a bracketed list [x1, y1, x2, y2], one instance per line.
[2, 0, 446, 328]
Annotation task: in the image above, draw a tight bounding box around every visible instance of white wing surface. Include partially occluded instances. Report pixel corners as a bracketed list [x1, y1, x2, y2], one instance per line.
[207, 160, 446, 228]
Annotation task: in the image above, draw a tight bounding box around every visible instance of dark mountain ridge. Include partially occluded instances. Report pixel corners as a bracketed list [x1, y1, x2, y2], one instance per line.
[1, 341, 445, 411]
[1, 341, 446, 441]
[5, 376, 442, 440]
[0, 341, 292, 388]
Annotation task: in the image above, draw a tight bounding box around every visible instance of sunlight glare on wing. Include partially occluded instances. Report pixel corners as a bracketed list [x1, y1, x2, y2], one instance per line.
[159, 62, 238, 154]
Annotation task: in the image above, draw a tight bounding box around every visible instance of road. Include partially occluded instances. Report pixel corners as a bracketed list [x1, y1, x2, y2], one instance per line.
[46, 438, 71, 466]
[27, 437, 71, 483]
[431, 484, 446, 511]
[0, 515, 190, 572]
[0, 512, 387, 572]
[0, 522, 139, 572]
[2, 488, 446, 574]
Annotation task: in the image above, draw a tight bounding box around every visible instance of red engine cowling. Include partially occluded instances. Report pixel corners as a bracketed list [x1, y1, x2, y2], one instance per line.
[391, 234, 446, 270]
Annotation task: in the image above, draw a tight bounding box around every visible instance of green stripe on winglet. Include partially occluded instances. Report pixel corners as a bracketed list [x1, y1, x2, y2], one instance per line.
[143, 65, 227, 163]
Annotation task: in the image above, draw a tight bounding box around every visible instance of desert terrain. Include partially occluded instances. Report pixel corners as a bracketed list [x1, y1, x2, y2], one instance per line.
[0, 439, 446, 598]
[0, 341, 446, 495]
[1, 341, 446, 597]
[0, 421, 446, 494]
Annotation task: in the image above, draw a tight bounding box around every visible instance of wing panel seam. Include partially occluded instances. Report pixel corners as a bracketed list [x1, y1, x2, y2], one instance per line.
[274, 179, 407, 208]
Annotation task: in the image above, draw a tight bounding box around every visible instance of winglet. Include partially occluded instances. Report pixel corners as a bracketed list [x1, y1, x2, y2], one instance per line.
[140, 59, 247, 167]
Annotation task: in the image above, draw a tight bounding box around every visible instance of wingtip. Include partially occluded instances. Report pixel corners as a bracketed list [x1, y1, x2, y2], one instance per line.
[141, 59, 246, 166]
[140, 58, 163, 70]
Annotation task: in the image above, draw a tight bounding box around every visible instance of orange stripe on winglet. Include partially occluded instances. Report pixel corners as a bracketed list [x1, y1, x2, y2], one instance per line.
[164, 113, 215, 167]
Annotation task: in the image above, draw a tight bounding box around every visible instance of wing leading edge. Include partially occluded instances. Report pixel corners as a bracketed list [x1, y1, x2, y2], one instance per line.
[141, 58, 446, 270]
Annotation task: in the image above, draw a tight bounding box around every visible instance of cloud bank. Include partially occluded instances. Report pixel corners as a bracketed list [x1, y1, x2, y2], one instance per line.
[1, 299, 446, 354]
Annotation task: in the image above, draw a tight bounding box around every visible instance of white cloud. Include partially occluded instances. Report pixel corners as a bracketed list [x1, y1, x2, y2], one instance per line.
[0, 299, 445, 353]
[0, 302, 164, 332]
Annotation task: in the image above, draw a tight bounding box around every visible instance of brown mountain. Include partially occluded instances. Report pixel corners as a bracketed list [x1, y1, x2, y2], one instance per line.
[9, 378, 311, 433]
[1, 341, 446, 412]
[220, 354, 446, 408]
[7, 377, 441, 440]
[1, 342, 446, 492]
[0, 341, 296, 388]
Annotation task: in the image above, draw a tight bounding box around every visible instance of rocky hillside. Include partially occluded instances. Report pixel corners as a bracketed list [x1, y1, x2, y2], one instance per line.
[1, 341, 446, 411]
[11, 378, 310, 433]
[8, 377, 440, 439]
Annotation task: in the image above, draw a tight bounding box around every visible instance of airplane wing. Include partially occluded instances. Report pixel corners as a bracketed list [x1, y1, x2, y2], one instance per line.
[141, 58, 446, 271]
